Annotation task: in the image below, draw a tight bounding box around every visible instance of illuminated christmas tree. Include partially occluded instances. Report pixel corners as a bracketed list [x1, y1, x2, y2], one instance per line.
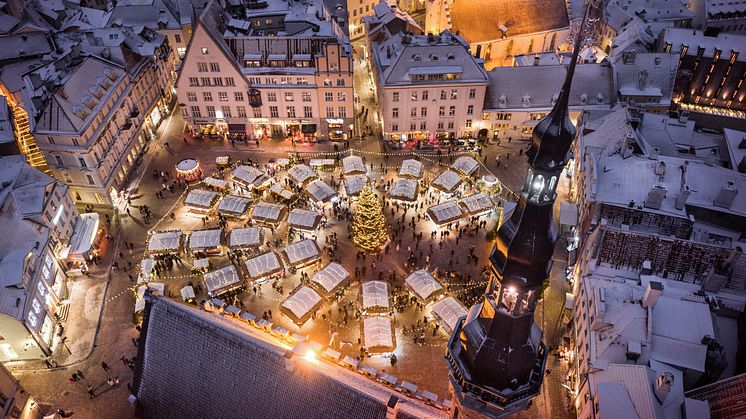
[352, 185, 388, 252]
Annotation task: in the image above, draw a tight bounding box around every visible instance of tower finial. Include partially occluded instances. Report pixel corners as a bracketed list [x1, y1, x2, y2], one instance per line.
[552, 3, 590, 118]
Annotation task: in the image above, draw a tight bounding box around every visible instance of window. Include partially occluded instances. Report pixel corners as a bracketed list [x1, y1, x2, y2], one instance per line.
[392, 123, 398, 131]
[265, 18, 272, 25]
[197, 62, 208, 72]
[466, 119, 472, 128]
[392, 108, 399, 118]
[201, 47, 209, 54]
[449, 106, 455, 116]
[495, 112, 512, 120]
[467, 105, 474, 115]
[411, 92, 418, 101]
[206, 106, 216, 117]
[337, 92, 346, 101]
[482, 112, 490, 120]
[304, 106, 313, 117]
[282, 92, 292, 102]
[326, 106, 335, 117]
[323, 79, 332, 86]
[469, 88, 476, 99]
[221, 106, 231, 118]
[451, 89, 458, 100]
[337, 79, 346, 86]
[297, 78, 308, 85]
[188, 77, 199, 86]
[325, 92, 333, 101]
[267, 92, 277, 102]
[437, 121, 444, 130]
[421, 107, 427, 117]
[86, 174, 95, 185]
[410, 108, 417, 117]
[78, 158, 87, 168]
[72, 138, 78, 146]
[269, 106, 279, 118]
[253, 108, 262, 118]
[420, 121, 426, 130]
[410, 123, 416, 130]
[393, 92, 399, 102]
[422, 90, 428, 100]
[201, 78, 213, 87]
[213, 77, 223, 86]
[439, 106, 445, 116]
[286, 106, 296, 118]
[191, 106, 201, 117]
[237, 106, 247, 117]
[187, 92, 197, 102]
[235, 92, 244, 101]
[448, 121, 454, 129]
[302, 92, 312, 102]
[226, 77, 235, 86]
[218, 92, 228, 101]
[210, 62, 220, 72]
[175, 34, 181, 43]
[338, 106, 347, 118]
[54, 155, 63, 166]
[203, 92, 213, 102]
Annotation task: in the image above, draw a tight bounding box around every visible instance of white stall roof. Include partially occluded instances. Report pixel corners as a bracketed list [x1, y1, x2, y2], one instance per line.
[311, 262, 350, 294]
[184, 189, 219, 209]
[193, 258, 209, 270]
[203, 177, 227, 189]
[427, 201, 464, 225]
[251, 202, 285, 222]
[270, 183, 294, 200]
[432, 170, 463, 193]
[451, 156, 479, 176]
[188, 229, 222, 251]
[343, 174, 368, 196]
[309, 158, 336, 168]
[431, 296, 468, 333]
[67, 212, 99, 256]
[459, 192, 494, 214]
[283, 239, 321, 266]
[180, 285, 195, 301]
[305, 179, 337, 203]
[362, 316, 394, 350]
[204, 265, 241, 295]
[288, 208, 322, 230]
[147, 231, 182, 252]
[228, 227, 263, 248]
[218, 195, 252, 216]
[288, 164, 317, 184]
[342, 155, 366, 175]
[135, 282, 165, 312]
[362, 281, 390, 310]
[405, 269, 443, 301]
[232, 165, 269, 188]
[281, 286, 322, 322]
[399, 159, 423, 179]
[390, 178, 418, 201]
[244, 251, 283, 279]
[138, 257, 154, 283]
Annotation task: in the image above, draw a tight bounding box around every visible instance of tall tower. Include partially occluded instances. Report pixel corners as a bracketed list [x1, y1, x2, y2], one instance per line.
[444, 10, 587, 419]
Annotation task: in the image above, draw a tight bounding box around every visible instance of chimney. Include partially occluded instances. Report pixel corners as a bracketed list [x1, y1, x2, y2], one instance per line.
[283, 349, 296, 372]
[714, 181, 738, 208]
[654, 372, 674, 404]
[675, 184, 690, 210]
[386, 396, 400, 419]
[642, 280, 663, 308]
[641, 260, 652, 275]
[644, 186, 666, 210]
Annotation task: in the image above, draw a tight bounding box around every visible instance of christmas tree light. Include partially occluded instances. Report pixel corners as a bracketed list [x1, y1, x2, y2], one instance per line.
[351, 185, 389, 252]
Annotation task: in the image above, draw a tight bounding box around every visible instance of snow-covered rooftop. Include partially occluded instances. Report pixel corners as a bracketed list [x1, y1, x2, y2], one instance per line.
[232, 165, 270, 188]
[188, 229, 222, 251]
[310, 262, 350, 295]
[361, 281, 390, 311]
[399, 159, 423, 179]
[459, 192, 494, 215]
[244, 252, 283, 279]
[251, 202, 286, 223]
[431, 170, 462, 193]
[288, 164, 317, 185]
[342, 155, 366, 175]
[270, 183, 295, 200]
[147, 230, 182, 253]
[281, 285, 323, 324]
[404, 269, 444, 301]
[203, 265, 241, 296]
[217, 195, 252, 216]
[228, 227, 263, 248]
[362, 316, 395, 352]
[283, 239, 321, 266]
[184, 189, 219, 209]
[430, 297, 467, 333]
[287, 208, 322, 230]
[450, 156, 479, 177]
[390, 178, 418, 201]
[343, 174, 368, 196]
[427, 201, 464, 225]
[304, 179, 337, 203]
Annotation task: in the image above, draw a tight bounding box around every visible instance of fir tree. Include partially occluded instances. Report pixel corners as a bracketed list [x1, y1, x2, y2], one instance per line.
[351, 185, 388, 252]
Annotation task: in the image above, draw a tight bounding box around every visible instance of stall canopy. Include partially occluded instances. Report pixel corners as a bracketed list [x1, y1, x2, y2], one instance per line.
[459, 192, 495, 215]
[305, 179, 337, 203]
[288, 164, 317, 185]
[250, 202, 286, 223]
[244, 251, 283, 280]
[147, 230, 182, 253]
[309, 159, 336, 168]
[180, 285, 195, 301]
[404, 269, 444, 302]
[218, 195, 252, 217]
[203, 177, 228, 189]
[203, 265, 241, 296]
[135, 282, 165, 312]
[427, 201, 464, 225]
[389, 178, 418, 201]
[361, 281, 390, 312]
[283, 239, 321, 267]
[280, 285, 323, 325]
[310, 262, 350, 296]
[184, 189, 219, 209]
[270, 183, 294, 201]
[431, 170, 463, 193]
[138, 257, 155, 283]
[343, 174, 368, 196]
[288, 208, 322, 230]
[193, 258, 209, 270]
[188, 229, 222, 252]
[450, 156, 479, 177]
[228, 227, 263, 248]
[66, 212, 99, 259]
[362, 316, 396, 353]
[232, 165, 270, 189]
[430, 296, 468, 333]
[342, 155, 366, 175]
[399, 159, 423, 179]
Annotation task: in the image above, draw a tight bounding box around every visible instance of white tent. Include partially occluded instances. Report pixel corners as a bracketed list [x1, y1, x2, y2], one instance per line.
[270, 183, 294, 201]
[203, 177, 228, 189]
[362, 316, 396, 354]
[244, 251, 283, 280]
[232, 165, 270, 189]
[309, 158, 336, 169]
[432, 170, 463, 193]
[203, 265, 241, 296]
[228, 227, 263, 248]
[343, 174, 368, 196]
[430, 296, 468, 333]
[459, 192, 494, 215]
[288, 164, 317, 185]
[135, 282, 165, 312]
[389, 178, 418, 201]
[283, 239, 321, 267]
[361, 281, 390, 313]
[280, 285, 323, 325]
[451, 156, 479, 177]
[342, 155, 366, 175]
[147, 230, 182, 254]
[310, 262, 350, 296]
[427, 201, 464, 225]
[184, 189, 219, 210]
[288, 208, 322, 230]
[399, 159, 423, 179]
[138, 257, 155, 283]
[404, 269, 444, 302]
[217, 195, 252, 217]
[188, 229, 222, 253]
[305, 179, 337, 203]
[193, 258, 209, 270]
[250, 202, 286, 224]
[180, 285, 196, 301]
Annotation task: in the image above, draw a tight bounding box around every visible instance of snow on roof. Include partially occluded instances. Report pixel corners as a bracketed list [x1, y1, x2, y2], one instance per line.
[232, 165, 270, 188]
[362, 316, 395, 352]
[430, 297, 467, 333]
[431, 170, 462, 193]
[404, 269, 444, 301]
[193, 258, 209, 270]
[390, 178, 418, 201]
[288, 208, 322, 230]
[184, 189, 219, 209]
[283, 239, 321, 266]
[399, 159, 423, 179]
[228, 227, 263, 248]
[459, 192, 494, 215]
[203, 265, 241, 296]
[135, 283, 165, 312]
[188, 229, 222, 251]
[270, 183, 294, 200]
[305, 179, 337, 203]
[650, 295, 714, 372]
[343, 174, 368, 196]
[427, 201, 464, 225]
[311, 262, 350, 295]
[288, 164, 317, 184]
[361, 281, 390, 311]
[281, 285, 323, 324]
[723, 128, 746, 173]
[309, 159, 336, 168]
[139, 257, 155, 283]
[244, 252, 283, 279]
[251, 202, 286, 223]
[218, 195, 252, 216]
[68, 212, 99, 256]
[147, 230, 182, 252]
[450, 156, 479, 177]
[203, 177, 228, 189]
[342, 155, 366, 175]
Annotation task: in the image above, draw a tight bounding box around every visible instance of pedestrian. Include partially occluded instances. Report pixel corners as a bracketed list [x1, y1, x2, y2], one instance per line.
[71, 373, 79, 382]
[101, 361, 110, 371]
[87, 385, 96, 399]
[76, 370, 85, 380]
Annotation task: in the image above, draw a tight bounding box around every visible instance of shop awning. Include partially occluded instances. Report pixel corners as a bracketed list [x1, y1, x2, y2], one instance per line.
[67, 213, 100, 258]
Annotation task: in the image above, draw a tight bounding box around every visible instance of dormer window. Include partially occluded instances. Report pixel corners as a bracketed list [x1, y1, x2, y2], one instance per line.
[521, 95, 531, 107]
[429, 55, 438, 61]
[412, 54, 422, 61]
[580, 94, 589, 104]
[447, 54, 455, 60]
[597, 94, 604, 103]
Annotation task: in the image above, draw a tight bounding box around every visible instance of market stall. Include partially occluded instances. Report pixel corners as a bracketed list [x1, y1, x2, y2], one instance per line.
[431, 170, 463, 194]
[399, 159, 423, 179]
[176, 158, 201, 182]
[283, 239, 321, 267]
[389, 178, 418, 201]
[203, 265, 242, 297]
[203, 177, 228, 191]
[427, 201, 465, 225]
[310, 262, 350, 297]
[232, 165, 270, 190]
[250, 202, 286, 225]
[270, 183, 295, 201]
[342, 155, 366, 175]
[244, 251, 284, 282]
[309, 159, 336, 170]
[288, 208, 322, 231]
[135, 282, 165, 313]
[404, 269, 444, 302]
[217, 195, 252, 218]
[362, 316, 396, 354]
[430, 296, 468, 334]
[450, 156, 479, 177]
[459, 192, 495, 216]
[147, 230, 182, 255]
[228, 227, 263, 249]
[343, 174, 368, 197]
[180, 285, 196, 302]
[138, 257, 155, 283]
[304, 179, 337, 204]
[288, 164, 317, 185]
[280, 285, 323, 326]
[187, 229, 222, 255]
[361, 280, 390, 314]
[192, 258, 210, 273]
[184, 189, 220, 214]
